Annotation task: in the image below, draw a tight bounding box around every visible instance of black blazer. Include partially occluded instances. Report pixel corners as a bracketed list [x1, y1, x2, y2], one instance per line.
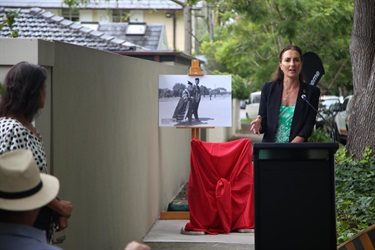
[259, 81, 320, 142]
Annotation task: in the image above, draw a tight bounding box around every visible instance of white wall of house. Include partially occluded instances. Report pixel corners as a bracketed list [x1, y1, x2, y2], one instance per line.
[79, 9, 111, 23]
[129, 10, 144, 22]
[0, 38, 195, 250]
[98, 9, 112, 23]
[80, 9, 95, 22]
[144, 11, 184, 51]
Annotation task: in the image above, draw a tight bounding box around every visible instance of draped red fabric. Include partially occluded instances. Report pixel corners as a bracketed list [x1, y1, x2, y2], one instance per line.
[184, 138, 254, 234]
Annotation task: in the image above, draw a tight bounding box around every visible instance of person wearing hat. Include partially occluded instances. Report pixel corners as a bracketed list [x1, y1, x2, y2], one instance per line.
[172, 81, 194, 124]
[192, 78, 201, 122]
[0, 150, 149, 250]
[0, 149, 62, 250]
[185, 81, 194, 124]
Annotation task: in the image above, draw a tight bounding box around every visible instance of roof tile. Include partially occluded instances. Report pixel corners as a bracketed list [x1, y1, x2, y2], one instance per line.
[0, 8, 144, 51]
[50, 15, 64, 23]
[41, 11, 54, 19]
[60, 19, 74, 27]
[0, 0, 202, 10]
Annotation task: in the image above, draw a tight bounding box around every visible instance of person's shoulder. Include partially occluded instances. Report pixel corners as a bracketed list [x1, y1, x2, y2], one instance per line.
[262, 81, 271, 88]
[0, 223, 62, 250]
[263, 81, 275, 86]
[262, 81, 280, 91]
[0, 117, 24, 129]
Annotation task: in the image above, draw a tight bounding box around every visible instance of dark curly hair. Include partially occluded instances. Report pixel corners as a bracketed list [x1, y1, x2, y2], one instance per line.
[0, 61, 47, 121]
[270, 45, 305, 83]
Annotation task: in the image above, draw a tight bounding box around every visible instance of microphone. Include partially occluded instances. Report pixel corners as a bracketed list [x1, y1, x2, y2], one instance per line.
[301, 94, 337, 143]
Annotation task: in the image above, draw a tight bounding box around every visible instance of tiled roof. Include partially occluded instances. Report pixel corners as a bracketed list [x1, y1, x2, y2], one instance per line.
[0, 7, 148, 51]
[0, 0, 202, 10]
[98, 23, 168, 51]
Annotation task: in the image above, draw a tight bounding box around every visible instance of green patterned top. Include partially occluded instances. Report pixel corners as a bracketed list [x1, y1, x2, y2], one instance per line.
[275, 104, 296, 143]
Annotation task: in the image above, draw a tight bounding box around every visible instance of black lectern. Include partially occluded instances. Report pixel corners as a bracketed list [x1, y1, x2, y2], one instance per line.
[253, 143, 339, 250]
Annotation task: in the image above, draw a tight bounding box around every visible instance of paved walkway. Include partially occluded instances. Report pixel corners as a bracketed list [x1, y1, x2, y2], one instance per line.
[143, 220, 254, 250]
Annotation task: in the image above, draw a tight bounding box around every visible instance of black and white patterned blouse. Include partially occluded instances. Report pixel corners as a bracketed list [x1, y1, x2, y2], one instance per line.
[0, 117, 48, 173]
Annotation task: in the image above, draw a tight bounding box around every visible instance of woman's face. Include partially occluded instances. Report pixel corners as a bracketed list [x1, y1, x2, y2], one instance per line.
[279, 49, 302, 80]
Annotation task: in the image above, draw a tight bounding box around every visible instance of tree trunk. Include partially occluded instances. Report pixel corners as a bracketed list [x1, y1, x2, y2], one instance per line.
[347, 0, 375, 158]
[169, 0, 193, 54]
[206, 4, 214, 41]
[184, 5, 192, 54]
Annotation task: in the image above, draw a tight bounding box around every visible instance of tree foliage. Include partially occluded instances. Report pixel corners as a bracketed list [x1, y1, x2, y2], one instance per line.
[201, 0, 353, 96]
[0, 11, 19, 38]
[210, 70, 250, 99]
[335, 147, 375, 243]
[172, 83, 187, 97]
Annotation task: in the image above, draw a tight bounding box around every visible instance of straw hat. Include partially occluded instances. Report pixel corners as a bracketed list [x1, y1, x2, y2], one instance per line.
[0, 149, 59, 211]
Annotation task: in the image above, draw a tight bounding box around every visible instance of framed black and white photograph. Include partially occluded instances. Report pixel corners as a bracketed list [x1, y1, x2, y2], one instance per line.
[159, 75, 232, 127]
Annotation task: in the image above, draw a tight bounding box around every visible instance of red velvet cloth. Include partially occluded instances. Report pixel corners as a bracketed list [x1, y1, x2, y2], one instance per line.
[184, 138, 254, 234]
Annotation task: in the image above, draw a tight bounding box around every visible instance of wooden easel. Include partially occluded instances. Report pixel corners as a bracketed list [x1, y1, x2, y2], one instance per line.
[189, 59, 203, 139]
[176, 59, 214, 140]
[159, 60, 208, 220]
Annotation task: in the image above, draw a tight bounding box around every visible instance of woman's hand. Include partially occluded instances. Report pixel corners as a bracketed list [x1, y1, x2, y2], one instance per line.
[291, 136, 304, 143]
[124, 241, 150, 250]
[250, 115, 262, 135]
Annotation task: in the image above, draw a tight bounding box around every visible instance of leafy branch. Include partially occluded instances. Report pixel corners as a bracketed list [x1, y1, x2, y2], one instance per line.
[0, 11, 19, 38]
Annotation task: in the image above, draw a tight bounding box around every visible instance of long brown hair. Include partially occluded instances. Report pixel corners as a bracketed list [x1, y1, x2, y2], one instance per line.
[270, 45, 305, 83]
[0, 61, 47, 121]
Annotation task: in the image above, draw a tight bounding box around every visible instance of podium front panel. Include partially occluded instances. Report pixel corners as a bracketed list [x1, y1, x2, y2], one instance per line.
[253, 143, 338, 250]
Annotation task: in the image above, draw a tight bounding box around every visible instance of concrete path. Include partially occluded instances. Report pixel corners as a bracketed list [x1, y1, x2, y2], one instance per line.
[143, 220, 254, 250]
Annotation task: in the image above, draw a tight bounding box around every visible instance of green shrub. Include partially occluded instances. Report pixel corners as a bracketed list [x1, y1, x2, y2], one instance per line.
[335, 147, 375, 244]
[308, 128, 332, 142]
[240, 118, 251, 123]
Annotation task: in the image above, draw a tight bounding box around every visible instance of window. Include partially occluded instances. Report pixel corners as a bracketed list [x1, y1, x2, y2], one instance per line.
[62, 9, 79, 22]
[112, 10, 130, 23]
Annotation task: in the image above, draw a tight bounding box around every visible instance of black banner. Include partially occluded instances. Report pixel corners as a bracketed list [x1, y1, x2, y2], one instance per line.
[302, 52, 325, 86]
